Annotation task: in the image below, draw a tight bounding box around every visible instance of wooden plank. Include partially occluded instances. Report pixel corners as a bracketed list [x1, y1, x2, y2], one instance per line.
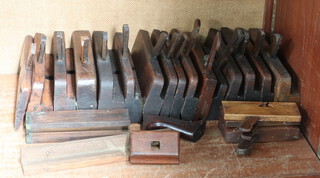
[25, 109, 130, 133]
[26, 130, 128, 143]
[130, 131, 179, 165]
[273, 0, 320, 154]
[21, 134, 128, 175]
[222, 101, 301, 122]
[263, 0, 274, 33]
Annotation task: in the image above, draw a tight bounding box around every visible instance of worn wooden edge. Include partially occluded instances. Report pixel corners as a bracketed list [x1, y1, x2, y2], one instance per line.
[26, 130, 129, 143]
[21, 134, 129, 175]
[25, 109, 130, 132]
[129, 155, 179, 165]
[222, 101, 301, 122]
[263, 0, 275, 33]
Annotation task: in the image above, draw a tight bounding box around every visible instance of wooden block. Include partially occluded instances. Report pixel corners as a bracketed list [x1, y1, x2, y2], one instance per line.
[218, 118, 300, 143]
[26, 130, 128, 143]
[130, 131, 179, 165]
[25, 109, 130, 133]
[222, 101, 301, 122]
[15, 35, 34, 129]
[21, 134, 128, 175]
[27, 33, 46, 111]
[72, 31, 97, 110]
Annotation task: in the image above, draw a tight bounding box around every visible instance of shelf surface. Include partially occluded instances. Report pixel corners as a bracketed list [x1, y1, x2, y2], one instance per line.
[1, 74, 320, 177]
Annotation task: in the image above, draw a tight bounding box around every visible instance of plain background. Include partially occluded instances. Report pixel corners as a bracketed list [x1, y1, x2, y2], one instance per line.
[0, 0, 264, 74]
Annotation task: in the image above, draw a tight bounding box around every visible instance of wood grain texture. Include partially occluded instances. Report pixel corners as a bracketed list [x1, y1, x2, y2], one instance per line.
[25, 109, 130, 133]
[72, 31, 97, 110]
[1, 74, 320, 177]
[263, 0, 274, 33]
[151, 29, 178, 118]
[219, 118, 300, 143]
[21, 134, 128, 175]
[113, 26, 143, 122]
[53, 32, 76, 110]
[131, 30, 166, 115]
[222, 101, 301, 122]
[14, 35, 34, 129]
[27, 33, 46, 112]
[92, 31, 123, 110]
[26, 130, 128, 143]
[130, 131, 179, 164]
[40, 54, 54, 111]
[274, 0, 320, 156]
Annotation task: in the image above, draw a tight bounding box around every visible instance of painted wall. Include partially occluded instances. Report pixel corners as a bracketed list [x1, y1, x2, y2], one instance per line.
[0, 0, 264, 74]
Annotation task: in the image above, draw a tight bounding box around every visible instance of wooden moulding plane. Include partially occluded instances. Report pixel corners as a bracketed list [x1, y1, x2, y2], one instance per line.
[206, 28, 243, 120]
[164, 30, 187, 119]
[221, 27, 258, 101]
[113, 25, 143, 123]
[219, 101, 301, 155]
[242, 28, 274, 102]
[92, 30, 125, 110]
[53, 31, 76, 111]
[27, 33, 54, 112]
[131, 29, 167, 116]
[15, 36, 34, 130]
[179, 30, 199, 121]
[15, 34, 54, 129]
[190, 19, 219, 121]
[151, 29, 178, 117]
[72, 31, 97, 110]
[249, 29, 300, 103]
[15, 30, 133, 144]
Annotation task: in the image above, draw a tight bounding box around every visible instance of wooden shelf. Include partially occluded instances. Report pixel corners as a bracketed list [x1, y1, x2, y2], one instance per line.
[1, 74, 320, 177]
